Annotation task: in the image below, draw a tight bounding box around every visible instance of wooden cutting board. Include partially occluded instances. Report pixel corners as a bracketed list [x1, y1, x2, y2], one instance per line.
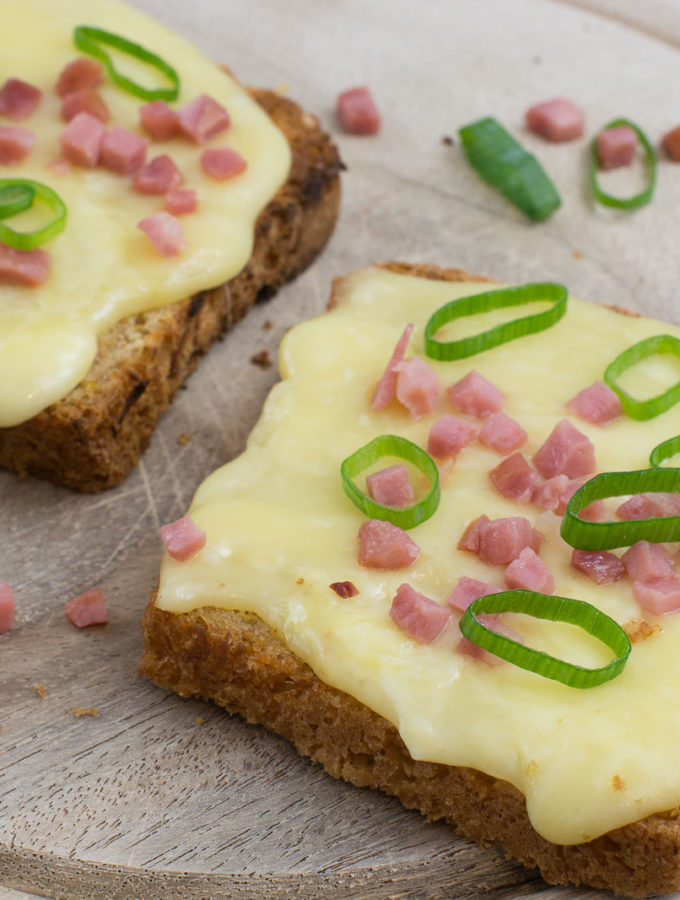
[3, 0, 680, 897]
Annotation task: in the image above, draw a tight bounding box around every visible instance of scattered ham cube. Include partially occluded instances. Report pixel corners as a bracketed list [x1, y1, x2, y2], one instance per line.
[596, 126, 637, 170]
[571, 549, 625, 585]
[59, 111, 106, 167]
[138, 211, 186, 257]
[633, 578, 680, 616]
[556, 479, 603, 521]
[478, 412, 527, 455]
[55, 58, 104, 97]
[178, 93, 230, 143]
[447, 370, 504, 419]
[525, 98, 585, 142]
[140, 99, 180, 140]
[0, 78, 41, 121]
[447, 576, 500, 612]
[532, 474, 570, 512]
[457, 514, 491, 553]
[489, 452, 536, 504]
[64, 587, 108, 628]
[617, 492, 680, 521]
[427, 414, 477, 458]
[100, 125, 148, 175]
[622, 540, 675, 583]
[395, 357, 439, 417]
[337, 86, 381, 135]
[367, 464, 415, 508]
[371, 323, 414, 411]
[166, 188, 198, 216]
[390, 583, 449, 643]
[504, 547, 555, 594]
[0, 242, 50, 287]
[358, 519, 419, 569]
[201, 147, 247, 181]
[477, 516, 541, 566]
[161, 513, 206, 561]
[662, 125, 680, 162]
[567, 381, 622, 426]
[61, 88, 110, 123]
[0, 582, 15, 634]
[0, 126, 35, 164]
[533, 418, 596, 480]
[134, 154, 183, 194]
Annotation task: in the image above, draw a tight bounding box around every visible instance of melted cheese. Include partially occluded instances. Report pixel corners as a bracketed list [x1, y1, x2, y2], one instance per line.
[0, 0, 290, 427]
[158, 266, 680, 845]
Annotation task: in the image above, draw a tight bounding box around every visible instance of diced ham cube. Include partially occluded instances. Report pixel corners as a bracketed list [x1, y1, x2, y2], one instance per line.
[60, 88, 110, 123]
[533, 419, 596, 480]
[633, 578, 680, 616]
[366, 464, 415, 508]
[662, 125, 680, 162]
[477, 516, 540, 566]
[165, 188, 198, 216]
[100, 126, 148, 175]
[457, 514, 490, 553]
[0, 78, 41, 121]
[371, 323, 414, 411]
[140, 100, 180, 140]
[525, 98, 585, 142]
[489, 452, 536, 504]
[596, 126, 637, 170]
[337, 86, 381, 135]
[390, 583, 450, 643]
[447, 370, 504, 419]
[571, 549, 625, 585]
[394, 357, 439, 418]
[0, 582, 15, 634]
[55, 58, 104, 97]
[0, 242, 50, 287]
[447, 576, 501, 612]
[532, 474, 570, 511]
[161, 513, 206, 561]
[201, 147, 247, 181]
[178, 93, 230, 144]
[478, 412, 527, 455]
[617, 492, 680, 521]
[64, 587, 108, 628]
[357, 519, 419, 569]
[133, 154, 183, 194]
[621, 540, 675, 583]
[567, 381, 622, 426]
[457, 616, 522, 667]
[556, 479, 603, 521]
[504, 547, 555, 594]
[427, 414, 477, 458]
[138, 211, 187, 257]
[0, 126, 35, 164]
[59, 111, 106, 167]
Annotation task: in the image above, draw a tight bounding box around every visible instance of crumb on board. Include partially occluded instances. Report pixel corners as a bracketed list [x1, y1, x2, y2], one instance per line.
[624, 619, 660, 643]
[69, 707, 98, 718]
[263, 319, 274, 331]
[177, 432, 194, 446]
[275, 82, 291, 95]
[573, 250, 583, 260]
[250, 349, 272, 369]
[441, 135, 454, 146]
[35, 683, 46, 699]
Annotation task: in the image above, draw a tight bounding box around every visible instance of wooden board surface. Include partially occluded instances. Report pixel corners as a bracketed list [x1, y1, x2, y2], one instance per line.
[3, 0, 680, 897]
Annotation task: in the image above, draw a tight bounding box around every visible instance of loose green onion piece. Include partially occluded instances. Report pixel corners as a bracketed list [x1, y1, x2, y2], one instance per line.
[424, 282, 567, 361]
[561, 468, 680, 550]
[459, 590, 631, 689]
[74, 26, 180, 102]
[0, 182, 34, 220]
[458, 117, 561, 221]
[604, 334, 680, 420]
[590, 118, 656, 211]
[340, 434, 440, 530]
[650, 435, 680, 467]
[0, 179, 67, 250]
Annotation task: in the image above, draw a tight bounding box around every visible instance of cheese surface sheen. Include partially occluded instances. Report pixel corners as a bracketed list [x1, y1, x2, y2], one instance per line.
[0, 0, 290, 427]
[158, 266, 680, 845]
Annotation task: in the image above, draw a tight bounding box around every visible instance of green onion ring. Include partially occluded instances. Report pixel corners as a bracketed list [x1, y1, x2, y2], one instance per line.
[424, 282, 567, 361]
[458, 116, 561, 221]
[74, 26, 180, 102]
[0, 182, 34, 220]
[650, 436, 680, 467]
[459, 590, 631, 688]
[340, 435, 440, 529]
[604, 334, 680, 420]
[561, 468, 680, 550]
[590, 118, 656, 211]
[0, 179, 67, 250]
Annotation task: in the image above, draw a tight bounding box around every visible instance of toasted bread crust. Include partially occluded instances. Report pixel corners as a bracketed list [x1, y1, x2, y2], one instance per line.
[139, 264, 680, 898]
[0, 88, 341, 492]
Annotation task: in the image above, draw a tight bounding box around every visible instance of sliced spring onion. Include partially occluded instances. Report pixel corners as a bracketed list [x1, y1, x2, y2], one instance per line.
[0, 182, 34, 220]
[604, 334, 680, 420]
[0, 179, 67, 250]
[459, 590, 631, 689]
[561, 468, 680, 550]
[424, 282, 567, 361]
[650, 435, 680, 467]
[590, 118, 656, 211]
[458, 117, 561, 221]
[74, 26, 180, 102]
[341, 435, 440, 529]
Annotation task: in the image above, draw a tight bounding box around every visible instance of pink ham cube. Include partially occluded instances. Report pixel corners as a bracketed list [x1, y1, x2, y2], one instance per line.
[621, 540, 675, 583]
[55, 58, 104, 97]
[427, 414, 477, 458]
[0, 126, 35, 163]
[532, 474, 570, 512]
[567, 381, 622, 426]
[201, 147, 247, 181]
[504, 547, 555, 594]
[161, 513, 206, 561]
[61, 88, 110, 123]
[447, 370, 504, 419]
[390, 583, 450, 643]
[165, 188, 198, 216]
[489, 452, 536, 504]
[178, 94, 230, 144]
[138, 212, 187, 257]
[447, 576, 500, 613]
[59, 111, 106, 167]
[0, 78, 41, 120]
[64, 587, 108, 628]
[457, 514, 490, 553]
[134, 154, 183, 194]
[100, 126, 148, 175]
[478, 412, 527, 455]
[371, 323, 414, 411]
[533, 419, 596, 480]
[366, 464, 415, 508]
[596, 126, 637, 170]
[477, 516, 541, 566]
[662, 125, 680, 162]
[556, 479, 603, 521]
[358, 519, 419, 569]
[617, 492, 680, 521]
[337, 86, 381, 136]
[525, 98, 585, 142]
[140, 100, 180, 141]
[0, 243, 50, 287]
[571, 549, 625, 585]
[0, 582, 15, 634]
[633, 578, 680, 616]
[395, 357, 439, 417]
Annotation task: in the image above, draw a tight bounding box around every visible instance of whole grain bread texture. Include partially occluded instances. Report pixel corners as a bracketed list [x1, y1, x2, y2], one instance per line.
[0, 87, 341, 492]
[139, 263, 680, 899]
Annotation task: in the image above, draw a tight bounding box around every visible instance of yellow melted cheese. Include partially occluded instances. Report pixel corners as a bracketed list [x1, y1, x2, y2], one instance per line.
[158, 266, 680, 845]
[0, 0, 290, 427]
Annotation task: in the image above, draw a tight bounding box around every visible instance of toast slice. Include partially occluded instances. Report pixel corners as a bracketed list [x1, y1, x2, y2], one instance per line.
[140, 263, 680, 897]
[0, 88, 341, 492]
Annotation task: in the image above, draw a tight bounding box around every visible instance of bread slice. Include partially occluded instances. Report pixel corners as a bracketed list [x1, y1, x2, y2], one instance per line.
[0, 88, 341, 492]
[139, 263, 680, 898]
